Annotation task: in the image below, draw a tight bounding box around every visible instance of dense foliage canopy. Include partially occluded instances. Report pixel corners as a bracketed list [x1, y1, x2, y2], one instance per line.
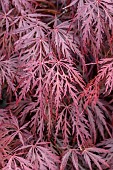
[0, 0, 113, 169]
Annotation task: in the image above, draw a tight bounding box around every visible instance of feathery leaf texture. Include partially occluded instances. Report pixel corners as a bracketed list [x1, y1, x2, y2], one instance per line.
[0, 0, 113, 169]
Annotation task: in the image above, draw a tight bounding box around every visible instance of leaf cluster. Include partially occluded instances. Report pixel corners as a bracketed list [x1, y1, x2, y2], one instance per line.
[0, 0, 113, 169]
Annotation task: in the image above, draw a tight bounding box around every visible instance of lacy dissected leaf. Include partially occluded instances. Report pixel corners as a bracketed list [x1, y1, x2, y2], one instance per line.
[97, 138, 113, 169]
[13, 14, 49, 62]
[30, 103, 45, 140]
[82, 147, 109, 170]
[0, 112, 31, 147]
[44, 56, 85, 114]
[17, 55, 48, 100]
[93, 101, 111, 138]
[74, 111, 90, 149]
[66, 0, 113, 55]
[0, 56, 17, 99]
[60, 149, 80, 170]
[17, 141, 60, 170]
[79, 99, 111, 143]
[55, 103, 90, 147]
[0, 6, 13, 33]
[55, 103, 72, 145]
[98, 57, 113, 94]
[52, 19, 84, 62]
[3, 154, 33, 170]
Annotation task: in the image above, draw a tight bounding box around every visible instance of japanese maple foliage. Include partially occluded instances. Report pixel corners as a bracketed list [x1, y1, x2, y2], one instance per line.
[0, 0, 113, 169]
